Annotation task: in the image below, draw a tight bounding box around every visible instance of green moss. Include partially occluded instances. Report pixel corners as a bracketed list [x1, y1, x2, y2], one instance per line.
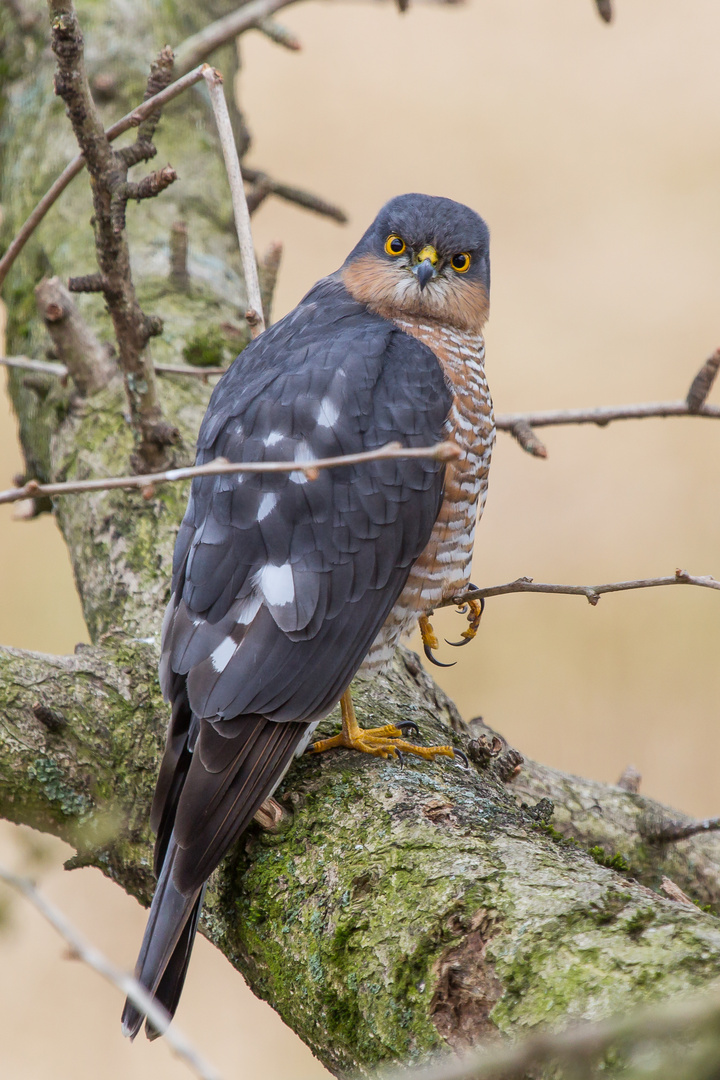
[624, 907, 656, 939]
[589, 845, 631, 874]
[182, 326, 233, 367]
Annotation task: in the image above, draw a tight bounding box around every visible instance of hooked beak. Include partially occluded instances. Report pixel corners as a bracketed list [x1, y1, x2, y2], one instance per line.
[412, 245, 439, 291]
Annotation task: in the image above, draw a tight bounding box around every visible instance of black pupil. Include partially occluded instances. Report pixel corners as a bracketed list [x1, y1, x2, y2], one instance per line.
[453, 254, 467, 268]
[390, 237, 403, 252]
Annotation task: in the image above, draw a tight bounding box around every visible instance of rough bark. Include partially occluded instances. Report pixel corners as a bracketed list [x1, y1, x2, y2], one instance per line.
[2, 3, 720, 1078]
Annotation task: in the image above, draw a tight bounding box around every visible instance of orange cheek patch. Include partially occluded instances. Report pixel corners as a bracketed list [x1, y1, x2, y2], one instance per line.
[342, 254, 489, 332]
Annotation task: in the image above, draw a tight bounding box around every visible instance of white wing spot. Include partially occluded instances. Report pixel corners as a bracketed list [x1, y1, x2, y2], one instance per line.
[317, 396, 340, 429]
[264, 431, 283, 447]
[234, 594, 262, 625]
[257, 492, 277, 520]
[290, 440, 316, 485]
[257, 562, 295, 606]
[210, 636, 237, 672]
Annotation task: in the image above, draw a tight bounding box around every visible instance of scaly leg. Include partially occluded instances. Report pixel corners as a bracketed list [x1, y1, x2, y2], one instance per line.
[311, 689, 458, 764]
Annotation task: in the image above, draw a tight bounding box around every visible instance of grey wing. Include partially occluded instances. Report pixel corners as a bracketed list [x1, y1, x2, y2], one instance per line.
[160, 278, 453, 728]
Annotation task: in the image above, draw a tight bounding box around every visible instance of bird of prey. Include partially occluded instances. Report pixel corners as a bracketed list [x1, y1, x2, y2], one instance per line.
[122, 193, 494, 1038]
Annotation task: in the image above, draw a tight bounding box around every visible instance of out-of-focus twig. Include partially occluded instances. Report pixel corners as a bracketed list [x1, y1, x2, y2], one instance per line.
[0, 355, 225, 380]
[0, 866, 222, 1080]
[380, 989, 720, 1080]
[686, 347, 720, 412]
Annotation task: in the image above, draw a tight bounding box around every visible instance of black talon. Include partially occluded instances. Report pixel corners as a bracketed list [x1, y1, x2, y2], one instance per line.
[423, 642, 455, 668]
[395, 749, 405, 768]
[452, 748, 470, 769]
[398, 720, 420, 736]
[445, 635, 473, 648]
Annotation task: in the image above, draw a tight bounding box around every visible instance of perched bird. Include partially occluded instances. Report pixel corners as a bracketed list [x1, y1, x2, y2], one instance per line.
[122, 193, 494, 1038]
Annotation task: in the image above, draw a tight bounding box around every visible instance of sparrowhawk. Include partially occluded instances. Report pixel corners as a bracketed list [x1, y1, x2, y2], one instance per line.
[122, 193, 494, 1038]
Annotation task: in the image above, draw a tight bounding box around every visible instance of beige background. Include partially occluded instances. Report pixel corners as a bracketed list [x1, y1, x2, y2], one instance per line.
[1, 1, 718, 1076]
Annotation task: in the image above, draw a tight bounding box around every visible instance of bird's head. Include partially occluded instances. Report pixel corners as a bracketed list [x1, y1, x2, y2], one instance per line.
[341, 193, 490, 332]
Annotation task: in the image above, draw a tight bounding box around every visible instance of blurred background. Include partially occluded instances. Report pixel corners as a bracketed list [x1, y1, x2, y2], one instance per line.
[1, 0, 718, 1076]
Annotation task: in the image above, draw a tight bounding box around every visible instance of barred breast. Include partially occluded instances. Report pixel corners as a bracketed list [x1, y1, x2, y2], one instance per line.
[361, 318, 495, 673]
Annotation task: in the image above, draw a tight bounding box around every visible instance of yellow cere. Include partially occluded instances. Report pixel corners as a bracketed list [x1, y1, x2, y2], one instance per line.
[416, 245, 439, 266]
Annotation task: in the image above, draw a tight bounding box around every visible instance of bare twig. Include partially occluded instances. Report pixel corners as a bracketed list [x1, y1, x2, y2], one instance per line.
[0, 866, 222, 1080]
[174, 0, 302, 76]
[169, 220, 190, 290]
[595, 0, 613, 22]
[496, 399, 720, 441]
[1, 355, 225, 380]
[0, 64, 208, 291]
[0, 442, 461, 506]
[506, 419, 547, 458]
[256, 18, 302, 50]
[381, 989, 720, 1080]
[241, 166, 348, 223]
[642, 816, 720, 845]
[616, 765, 642, 793]
[258, 240, 283, 325]
[441, 570, 720, 611]
[34, 277, 116, 395]
[202, 67, 265, 336]
[48, 7, 178, 469]
[686, 347, 720, 411]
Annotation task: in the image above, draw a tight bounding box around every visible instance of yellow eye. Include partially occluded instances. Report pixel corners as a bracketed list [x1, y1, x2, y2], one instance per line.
[385, 234, 406, 256]
[451, 252, 471, 273]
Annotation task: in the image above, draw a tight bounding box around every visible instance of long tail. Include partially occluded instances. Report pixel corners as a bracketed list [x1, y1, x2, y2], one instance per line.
[120, 840, 203, 1040]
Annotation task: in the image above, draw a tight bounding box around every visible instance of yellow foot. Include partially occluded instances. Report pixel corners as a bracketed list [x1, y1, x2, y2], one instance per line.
[419, 613, 455, 669]
[311, 689, 464, 766]
[446, 595, 485, 648]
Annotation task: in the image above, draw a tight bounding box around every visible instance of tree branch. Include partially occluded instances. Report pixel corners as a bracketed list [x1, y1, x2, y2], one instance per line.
[1, 640, 719, 1077]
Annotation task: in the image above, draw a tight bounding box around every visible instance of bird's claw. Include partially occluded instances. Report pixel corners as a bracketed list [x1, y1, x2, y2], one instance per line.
[397, 719, 420, 736]
[419, 613, 456, 668]
[452, 747, 470, 769]
[446, 595, 485, 648]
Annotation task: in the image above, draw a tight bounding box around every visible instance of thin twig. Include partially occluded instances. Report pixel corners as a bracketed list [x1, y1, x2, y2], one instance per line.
[497, 400, 720, 435]
[0, 442, 461, 506]
[380, 989, 720, 1080]
[241, 167, 348, 224]
[0, 65, 208, 291]
[0, 355, 225, 380]
[0, 866, 222, 1080]
[202, 67, 265, 336]
[643, 816, 720, 844]
[440, 570, 720, 611]
[174, 0, 302, 76]
[686, 347, 720, 412]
